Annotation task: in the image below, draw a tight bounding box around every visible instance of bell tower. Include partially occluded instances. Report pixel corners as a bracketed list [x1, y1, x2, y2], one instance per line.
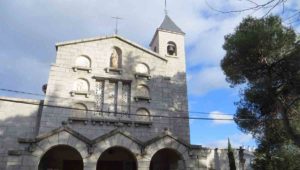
[150, 15, 186, 75]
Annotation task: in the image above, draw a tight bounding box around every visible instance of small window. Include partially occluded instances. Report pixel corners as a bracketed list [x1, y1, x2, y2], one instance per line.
[167, 41, 177, 56]
[73, 79, 89, 92]
[75, 55, 91, 68]
[136, 108, 150, 121]
[137, 85, 150, 98]
[154, 46, 157, 52]
[73, 103, 88, 117]
[135, 63, 150, 74]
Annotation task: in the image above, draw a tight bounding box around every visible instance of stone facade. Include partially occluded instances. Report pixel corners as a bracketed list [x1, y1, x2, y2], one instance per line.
[0, 15, 253, 170]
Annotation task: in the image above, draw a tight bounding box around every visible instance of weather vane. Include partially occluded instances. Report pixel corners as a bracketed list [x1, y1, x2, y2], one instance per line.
[112, 16, 123, 35]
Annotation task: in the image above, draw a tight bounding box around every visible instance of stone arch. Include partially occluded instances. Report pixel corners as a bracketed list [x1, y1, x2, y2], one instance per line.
[136, 108, 151, 121]
[135, 63, 150, 74]
[110, 47, 122, 68]
[150, 148, 185, 170]
[73, 78, 90, 92]
[143, 136, 190, 168]
[32, 131, 89, 169]
[73, 103, 88, 117]
[96, 146, 137, 170]
[75, 55, 91, 68]
[167, 41, 177, 56]
[38, 145, 84, 170]
[136, 84, 150, 98]
[92, 133, 141, 165]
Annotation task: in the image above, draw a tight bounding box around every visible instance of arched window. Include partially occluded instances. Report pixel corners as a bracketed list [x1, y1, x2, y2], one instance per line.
[136, 108, 150, 121]
[167, 41, 177, 56]
[135, 63, 150, 74]
[75, 55, 91, 68]
[137, 85, 150, 98]
[110, 47, 122, 68]
[73, 103, 88, 117]
[73, 79, 89, 92]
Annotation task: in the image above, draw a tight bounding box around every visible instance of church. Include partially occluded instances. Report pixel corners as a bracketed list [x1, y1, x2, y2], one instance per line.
[0, 14, 253, 170]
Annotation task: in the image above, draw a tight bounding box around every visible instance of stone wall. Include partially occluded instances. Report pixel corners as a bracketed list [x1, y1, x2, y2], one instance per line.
[38, 36, 190, 143]
[0, 97, 42, 169]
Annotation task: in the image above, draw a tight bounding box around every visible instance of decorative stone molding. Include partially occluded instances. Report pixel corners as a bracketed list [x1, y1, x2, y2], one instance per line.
[134, 73, 151, 80]
[134, 96, 151, 102]
[165, 54, 179, 58]
[67, 117, 153, 128]
[72, 66, 92, 73]
[68, 117, 89, 125]
[7, 150, 22, 156]
[105, 67, 122, 74]
[70, 91, 91, 98]
[17, 126, 195, 170]
[92, 76, 131, 83]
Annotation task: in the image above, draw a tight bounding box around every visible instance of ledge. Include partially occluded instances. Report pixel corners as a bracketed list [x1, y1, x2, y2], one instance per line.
[68, 117, 89, 125]
[67, 117, 152, 128]
[134, 73, 151, 80]
[105, 67, 122, 74]
[8, 150, 22, 156]
[72, 66, 92, 73]
[165, 54, 178, 58]
[92, 76, 132, 83]
[70, 91, 91, 98]
[134, 96, 151, 103]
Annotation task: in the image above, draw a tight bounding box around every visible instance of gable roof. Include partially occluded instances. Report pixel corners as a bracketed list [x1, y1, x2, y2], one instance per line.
[55, 35, 167, 62]
[158, 15, 185, 35]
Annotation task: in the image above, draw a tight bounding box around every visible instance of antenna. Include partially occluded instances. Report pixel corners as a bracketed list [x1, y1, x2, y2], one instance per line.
[112, 16, 123, 34]
[164, 0, 168, 15]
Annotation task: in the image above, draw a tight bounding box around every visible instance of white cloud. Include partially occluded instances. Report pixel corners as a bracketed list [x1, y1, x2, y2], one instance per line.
[188, 66, 229, 95]
[203, 133, 254, 149]
[209, 111, 233, 125]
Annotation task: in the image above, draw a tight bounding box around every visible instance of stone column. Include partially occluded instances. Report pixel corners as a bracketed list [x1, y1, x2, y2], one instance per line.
[103, 80, 110, 117]
[117, 81, 123, 117]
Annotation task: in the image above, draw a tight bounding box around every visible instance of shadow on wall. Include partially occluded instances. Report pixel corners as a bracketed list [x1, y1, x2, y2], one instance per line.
[38, 50, 191, 142]
[0, 98, 43, 169]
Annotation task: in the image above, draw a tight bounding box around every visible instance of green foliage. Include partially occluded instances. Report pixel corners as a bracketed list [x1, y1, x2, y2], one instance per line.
[221, 15, 300, 169]
[253, 142, 300, 170]
[227, 139, 236, 170]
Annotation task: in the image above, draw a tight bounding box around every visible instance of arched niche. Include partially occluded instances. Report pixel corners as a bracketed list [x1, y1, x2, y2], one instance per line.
[110, 47, 122, 69]
[167, 41, 177, 56]
[97, 146, 137, 170]
[137, 85, 150, 98]
[135, 63, 150, 74]
[136, 108, 151, 121]
[38, 145, 83, 170]
[150, 148, 185, 170]
[75, 55, 91, 68]
[73, 78, 89, 92]
[72, 103, 88, 118]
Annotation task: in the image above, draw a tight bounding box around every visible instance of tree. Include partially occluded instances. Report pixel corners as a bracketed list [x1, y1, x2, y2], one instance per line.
[206, 0, 300, 26]
[221, 15, 300, 168]
[227, 138, 237, 170]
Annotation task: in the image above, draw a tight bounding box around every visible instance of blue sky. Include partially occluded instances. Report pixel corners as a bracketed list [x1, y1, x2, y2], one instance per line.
[1, 0, 299, 149]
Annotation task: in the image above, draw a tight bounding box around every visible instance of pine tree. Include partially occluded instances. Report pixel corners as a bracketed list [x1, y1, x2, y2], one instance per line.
[227, 138, 236, 170]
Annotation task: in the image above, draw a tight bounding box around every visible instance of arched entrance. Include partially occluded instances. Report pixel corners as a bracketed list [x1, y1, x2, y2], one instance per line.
[150, 148, 185, 170]
[38, 145, 83, 170]
[97, 147, 137, 170]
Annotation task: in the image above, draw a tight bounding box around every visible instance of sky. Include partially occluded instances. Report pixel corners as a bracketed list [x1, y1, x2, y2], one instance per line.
[0, 0, 299, 149]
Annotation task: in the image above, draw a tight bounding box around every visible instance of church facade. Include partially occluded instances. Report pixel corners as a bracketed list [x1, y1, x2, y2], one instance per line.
[0, 15, 253, 170]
